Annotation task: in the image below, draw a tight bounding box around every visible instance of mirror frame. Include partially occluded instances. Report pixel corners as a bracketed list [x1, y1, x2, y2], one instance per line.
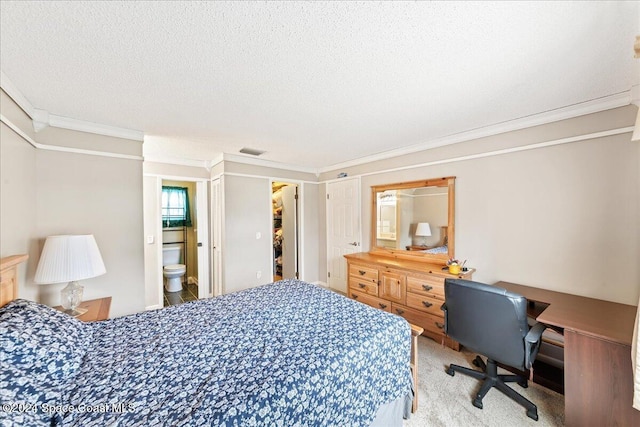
[370, 176, 455, 265]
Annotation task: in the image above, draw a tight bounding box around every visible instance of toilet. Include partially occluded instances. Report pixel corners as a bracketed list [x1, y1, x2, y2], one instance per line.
[163, 244, 186, 292]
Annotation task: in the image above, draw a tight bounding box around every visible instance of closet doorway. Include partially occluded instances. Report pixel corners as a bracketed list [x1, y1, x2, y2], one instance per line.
[272, 181, 299, 281]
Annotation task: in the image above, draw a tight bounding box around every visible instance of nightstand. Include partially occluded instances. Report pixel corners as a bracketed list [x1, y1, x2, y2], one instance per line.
[54, 297, 111, 322]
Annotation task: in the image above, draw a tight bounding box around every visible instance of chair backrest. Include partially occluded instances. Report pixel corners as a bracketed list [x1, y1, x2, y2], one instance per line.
[443, 279, 529, 369]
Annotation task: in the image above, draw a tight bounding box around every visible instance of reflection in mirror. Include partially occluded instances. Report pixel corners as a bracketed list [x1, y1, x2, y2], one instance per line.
[371, 177, 455, 264]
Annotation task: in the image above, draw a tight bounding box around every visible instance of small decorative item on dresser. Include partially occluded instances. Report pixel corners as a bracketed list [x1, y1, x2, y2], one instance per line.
[447, 258, 461, 275]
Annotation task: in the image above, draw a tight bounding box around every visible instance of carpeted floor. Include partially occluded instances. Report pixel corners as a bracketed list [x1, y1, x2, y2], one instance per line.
[404, 336, 565, 426]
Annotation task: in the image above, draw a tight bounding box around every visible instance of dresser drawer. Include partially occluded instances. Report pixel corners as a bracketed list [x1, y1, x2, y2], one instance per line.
[349, 264, 378, 283]
[406, 274, 445, 298]
[349, 277, 378, 296]
[349, 289, 392, 312]
[406, 292, 444, 316]
[392, 303, 446, 336]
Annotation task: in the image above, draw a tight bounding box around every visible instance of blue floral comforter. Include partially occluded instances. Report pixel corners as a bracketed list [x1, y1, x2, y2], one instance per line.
[1, 280, 412, 426]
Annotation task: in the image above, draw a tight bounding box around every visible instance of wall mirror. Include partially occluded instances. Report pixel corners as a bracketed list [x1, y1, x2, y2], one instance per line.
[370, 177, 455, 264]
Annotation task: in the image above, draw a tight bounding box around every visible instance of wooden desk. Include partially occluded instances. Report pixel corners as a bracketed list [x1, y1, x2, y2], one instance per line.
[54, 297, 111, 322]
[497, 281, 640, 427]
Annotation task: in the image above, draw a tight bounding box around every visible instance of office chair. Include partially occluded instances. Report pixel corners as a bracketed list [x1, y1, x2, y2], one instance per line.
[441, 279, 546, 421]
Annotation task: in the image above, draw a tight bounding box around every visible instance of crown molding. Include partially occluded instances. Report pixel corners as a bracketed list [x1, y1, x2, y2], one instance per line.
[143, 155, 211, 169]
[0, 113, 143, 161]
[1, 69, 143, 141]
[0, 70, 36, 118]
[44, 113, 144, 141]
[218, 152, 318, 175]
[4, 65, 634, 171]
[319, 91, 633, 174]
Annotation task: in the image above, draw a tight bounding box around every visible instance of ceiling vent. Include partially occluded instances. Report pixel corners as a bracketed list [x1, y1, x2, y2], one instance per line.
[239, 147, 265, 156]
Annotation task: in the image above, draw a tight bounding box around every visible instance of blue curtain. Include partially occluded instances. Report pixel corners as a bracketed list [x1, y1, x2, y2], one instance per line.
[162, 186, 192, 228]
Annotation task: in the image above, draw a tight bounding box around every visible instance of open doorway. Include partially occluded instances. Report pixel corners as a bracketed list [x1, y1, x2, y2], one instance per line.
[272, 181, 299, 281]
[161, 180, 198, 305]
[156, 179, 209, 307]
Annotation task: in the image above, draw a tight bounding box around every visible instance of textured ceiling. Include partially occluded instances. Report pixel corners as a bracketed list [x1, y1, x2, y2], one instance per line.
[1, 1, 638, 170]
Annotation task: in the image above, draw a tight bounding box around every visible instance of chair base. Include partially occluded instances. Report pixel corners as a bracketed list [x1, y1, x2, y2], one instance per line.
[446, 355, 538, 421]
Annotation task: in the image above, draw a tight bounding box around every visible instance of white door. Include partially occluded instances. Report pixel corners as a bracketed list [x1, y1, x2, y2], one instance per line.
[195, 181, 210, 299]
[211, 178, 223, 296]
[281, 185, 298, 279]
[326, 177, 361, 293]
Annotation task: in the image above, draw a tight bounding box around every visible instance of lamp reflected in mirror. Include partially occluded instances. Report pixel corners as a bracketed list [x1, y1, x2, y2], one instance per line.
[415, 222, 432, 247]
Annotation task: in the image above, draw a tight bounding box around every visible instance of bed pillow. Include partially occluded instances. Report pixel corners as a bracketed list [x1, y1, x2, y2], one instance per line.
[0, 298, 93, 388]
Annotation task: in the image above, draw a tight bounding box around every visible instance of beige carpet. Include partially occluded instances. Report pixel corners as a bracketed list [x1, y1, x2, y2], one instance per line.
[404, 336, 565, 426]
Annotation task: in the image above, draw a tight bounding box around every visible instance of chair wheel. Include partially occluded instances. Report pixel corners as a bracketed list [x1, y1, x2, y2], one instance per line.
[472, 398, 483, 409]
[527, 408, 538, 421]
[446, 367, 455, 376]
[472, 357, 481, 367]
[518, 380, 528, 388]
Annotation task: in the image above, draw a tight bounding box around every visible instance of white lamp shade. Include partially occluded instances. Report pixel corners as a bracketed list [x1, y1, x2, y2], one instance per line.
[415, 222, 432, 237]
[34, 235, 106, 284]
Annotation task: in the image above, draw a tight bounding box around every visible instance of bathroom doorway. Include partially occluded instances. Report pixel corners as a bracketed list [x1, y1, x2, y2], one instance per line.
[143, 174, 210, 310]
[271, 181, 299, 281]
[161, 180, 198, 306]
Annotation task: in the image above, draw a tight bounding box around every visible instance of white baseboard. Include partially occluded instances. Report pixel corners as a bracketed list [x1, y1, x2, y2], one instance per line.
[311, 281, 329, 288]
[145, 304, 162, 311]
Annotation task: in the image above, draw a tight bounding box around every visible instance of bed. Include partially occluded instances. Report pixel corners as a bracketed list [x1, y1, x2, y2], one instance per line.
[0, 257, 413, 427]
[416, 226, 449, 254]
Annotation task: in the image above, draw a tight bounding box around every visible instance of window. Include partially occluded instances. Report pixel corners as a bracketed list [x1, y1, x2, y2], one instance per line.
[162, 186, 192, 228]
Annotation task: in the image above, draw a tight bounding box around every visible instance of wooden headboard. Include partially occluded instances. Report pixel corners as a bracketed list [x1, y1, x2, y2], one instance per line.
[436, 226, 448, 247]
[0, 254, 28, 307]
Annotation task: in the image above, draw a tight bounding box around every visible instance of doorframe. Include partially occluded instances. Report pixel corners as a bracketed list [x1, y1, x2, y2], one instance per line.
[210, 176, 223, 297]
[150, 174, 210, 308]
[269, 178, 304, 282]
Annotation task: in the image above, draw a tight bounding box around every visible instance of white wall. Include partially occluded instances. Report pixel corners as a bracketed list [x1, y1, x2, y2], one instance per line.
[33, 149, 145, 316]
[0, 116, 37, 299]
[1, 91, 145, 317]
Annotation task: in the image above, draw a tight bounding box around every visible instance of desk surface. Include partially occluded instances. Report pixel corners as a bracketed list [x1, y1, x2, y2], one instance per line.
[497, 281, 637, 346]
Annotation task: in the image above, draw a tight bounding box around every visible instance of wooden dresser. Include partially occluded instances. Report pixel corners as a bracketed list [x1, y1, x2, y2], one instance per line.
[344, 252, 474, 350]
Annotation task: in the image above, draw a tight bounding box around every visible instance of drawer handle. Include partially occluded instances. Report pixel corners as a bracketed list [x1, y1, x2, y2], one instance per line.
[422, 301, 433, 308]
[358, 283, 366, 289]
[358, 270, 366, 275]
[422, 284, 433, 291]
[379, 303, 388, 309]
[352, 294, 359, 300]
[395, 308, 405, 315]
[435, 321, 444, 329]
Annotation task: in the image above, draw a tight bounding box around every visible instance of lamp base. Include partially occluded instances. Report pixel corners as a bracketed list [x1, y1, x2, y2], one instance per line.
[60, 280, 85, 315]
[63, 307, 88, 317]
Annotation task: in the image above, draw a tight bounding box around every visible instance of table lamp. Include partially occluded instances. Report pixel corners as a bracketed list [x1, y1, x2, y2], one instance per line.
[34, 235, 106, 316]
[415, 222, 432, 246]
